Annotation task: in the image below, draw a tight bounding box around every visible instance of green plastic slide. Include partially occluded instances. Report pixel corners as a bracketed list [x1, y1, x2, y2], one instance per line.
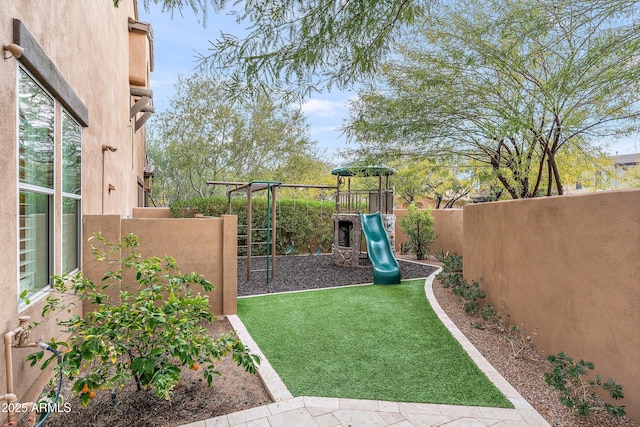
[360, 212, 401, 285]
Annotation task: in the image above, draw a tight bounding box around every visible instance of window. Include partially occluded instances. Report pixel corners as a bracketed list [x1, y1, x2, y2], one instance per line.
[18, 68, 82, 299]
[62, 112, 82, 274]
[18, 69, 54, 298]
[13, 21, 88, 307]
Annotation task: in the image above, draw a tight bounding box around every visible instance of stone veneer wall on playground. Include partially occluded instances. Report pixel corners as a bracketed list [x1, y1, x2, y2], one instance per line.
[83, 211, 238, 316]
[463, 189, 640, 423]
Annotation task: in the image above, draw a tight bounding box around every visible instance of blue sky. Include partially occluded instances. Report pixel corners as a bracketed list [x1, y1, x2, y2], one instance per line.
[139, 4, 639, 159]
[138, 3, 354, 164]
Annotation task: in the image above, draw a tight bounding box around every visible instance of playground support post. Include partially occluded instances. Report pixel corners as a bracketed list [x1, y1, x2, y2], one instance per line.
[246, 185, 252, 281]
[245, 181, 278, 284]
[265, 184, 278, 284]
[210, 180, 336, 283]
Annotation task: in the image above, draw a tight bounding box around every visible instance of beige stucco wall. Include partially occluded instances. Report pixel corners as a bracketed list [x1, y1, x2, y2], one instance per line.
[84, 214, 238, 317]
[395, 208, 464, 256]
[133, 207, 174, 218]
[129, 29, 150, 87]
[1, 0, 151, 415]
[0, 0, 149, 218]
[463, 189, 640, 422]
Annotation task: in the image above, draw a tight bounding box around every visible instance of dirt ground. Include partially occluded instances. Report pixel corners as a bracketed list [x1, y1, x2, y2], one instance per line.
[38, 319, 271, 427]
[28, 255, 638, 427]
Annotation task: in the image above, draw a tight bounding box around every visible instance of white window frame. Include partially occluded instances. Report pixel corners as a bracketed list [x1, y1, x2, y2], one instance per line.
[61, 110, 82, 275]
[17, 66, 56, 310]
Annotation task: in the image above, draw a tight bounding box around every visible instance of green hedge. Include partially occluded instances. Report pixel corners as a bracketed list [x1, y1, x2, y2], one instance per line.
[170, 196, 335, 255]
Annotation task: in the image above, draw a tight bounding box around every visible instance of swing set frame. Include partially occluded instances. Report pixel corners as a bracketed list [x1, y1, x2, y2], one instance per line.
[207, 180, 336, 284]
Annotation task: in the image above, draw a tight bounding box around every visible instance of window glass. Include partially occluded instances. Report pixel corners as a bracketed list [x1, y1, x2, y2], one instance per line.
[18, 70, 54, 188]
[62, 112, 82, 195]
[62, 111, 82, 274]
[18, 69, 54, 297]
[19, 191, 50, 294]
[62, 198, 80, 274]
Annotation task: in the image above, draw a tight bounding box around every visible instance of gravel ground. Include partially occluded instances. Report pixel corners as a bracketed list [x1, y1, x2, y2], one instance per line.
[238, 254, 639, 427]
[237, 254, 437, 296]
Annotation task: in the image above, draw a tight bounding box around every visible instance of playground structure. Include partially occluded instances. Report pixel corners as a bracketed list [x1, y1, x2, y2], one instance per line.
[207, 161, 400, 285]
[360, 212, 402, 284]
[330, 161, 398, 272]
[207, 181, 336, 283]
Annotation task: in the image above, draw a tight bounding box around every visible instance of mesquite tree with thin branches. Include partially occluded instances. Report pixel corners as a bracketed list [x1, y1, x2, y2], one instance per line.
[347, 0, 640, 198]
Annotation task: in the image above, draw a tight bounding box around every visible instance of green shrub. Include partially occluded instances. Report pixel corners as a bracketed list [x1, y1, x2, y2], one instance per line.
[170, 196, 334, 255]
[452, 278, 486, 314]
[436, 252, 464, 288]
[436, 253, 538, 360]
[398, 204, 438, 260]
[545, 352, 625, 417]
[27, 233, 259, 406]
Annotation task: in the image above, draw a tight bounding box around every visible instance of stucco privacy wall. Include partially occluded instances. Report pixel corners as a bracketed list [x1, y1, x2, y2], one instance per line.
[394, 208, 464, 256]
[1, 0, 149, 412]
[84, 214, 239, 316]
[463, 189, 640, 422]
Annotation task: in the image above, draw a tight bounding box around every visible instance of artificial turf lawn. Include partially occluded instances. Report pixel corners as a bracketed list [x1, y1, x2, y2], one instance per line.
[237, 280, 513, 407]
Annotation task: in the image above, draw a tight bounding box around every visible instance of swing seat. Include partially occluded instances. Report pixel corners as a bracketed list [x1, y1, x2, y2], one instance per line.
[307, 244, 322, 256]
[284, 243, 295, 255]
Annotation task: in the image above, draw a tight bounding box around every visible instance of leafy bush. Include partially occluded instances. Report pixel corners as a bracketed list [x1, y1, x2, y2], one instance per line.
[170, 196, 334, 255]
[452, 278, 486, 314]
[436, 252, 464, 288]
[545, 352, 625, 417]
[27, 233, 259, 406]
[436, 253, 485, 313]
[398, 204, 438, 260]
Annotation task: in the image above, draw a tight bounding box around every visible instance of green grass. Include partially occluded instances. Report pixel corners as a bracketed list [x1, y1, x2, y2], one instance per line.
[237, 280, 512, 407]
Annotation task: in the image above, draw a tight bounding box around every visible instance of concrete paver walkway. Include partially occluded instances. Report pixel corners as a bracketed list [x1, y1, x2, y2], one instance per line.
[180, 267, 550, 427]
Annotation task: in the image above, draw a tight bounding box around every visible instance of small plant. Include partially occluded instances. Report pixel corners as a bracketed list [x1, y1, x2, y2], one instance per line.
[480, 304, 497, 321]
[506, 324, 537, 359]
[441, 253, 463, 273]
[545, 352, 625, 417]
[472, 321, 486, 330]
[452, 278, 486, 314]
[436, 252, 463, 288]
[27, 233, 260, 406]
[433, 249, 448, 263]
[399, 241, 411, 255]
[398, 204, 438, 260]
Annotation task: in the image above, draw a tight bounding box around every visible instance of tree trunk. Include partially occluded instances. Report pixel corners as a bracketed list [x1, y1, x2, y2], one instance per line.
[546, 156, 553, 196]
[491, 155, 520, 199]
[548, 151, 564, 195]
[435, 194, 442, 209]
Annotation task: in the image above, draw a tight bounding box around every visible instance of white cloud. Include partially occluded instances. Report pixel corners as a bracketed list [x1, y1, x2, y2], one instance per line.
[299, 99, 348, 118]
[310, 125, 343, 134]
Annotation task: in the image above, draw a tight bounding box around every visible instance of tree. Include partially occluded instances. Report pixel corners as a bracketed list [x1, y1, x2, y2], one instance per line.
[147, 73, 322, 204]
[554, 146, 616, 192]
[346, 0, 640, 198]
[116, 0, 427, 101]
[393, 158, 482, 208]
[398, 203, 437, 260]
[622, 163, 640, 188]
[27, 233, 259, 406]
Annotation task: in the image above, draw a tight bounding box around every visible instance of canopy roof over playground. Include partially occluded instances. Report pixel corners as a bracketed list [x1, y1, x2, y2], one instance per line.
[330, 160, 396, 177]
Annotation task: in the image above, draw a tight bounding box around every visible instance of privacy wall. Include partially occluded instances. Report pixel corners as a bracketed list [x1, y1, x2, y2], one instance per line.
[84, 213, 238, 316]
[395, 208, 464, 256]
[463, 189, 640, 422]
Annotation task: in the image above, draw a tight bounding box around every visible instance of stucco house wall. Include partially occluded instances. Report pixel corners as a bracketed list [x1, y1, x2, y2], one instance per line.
[1, 0, 153, 413]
